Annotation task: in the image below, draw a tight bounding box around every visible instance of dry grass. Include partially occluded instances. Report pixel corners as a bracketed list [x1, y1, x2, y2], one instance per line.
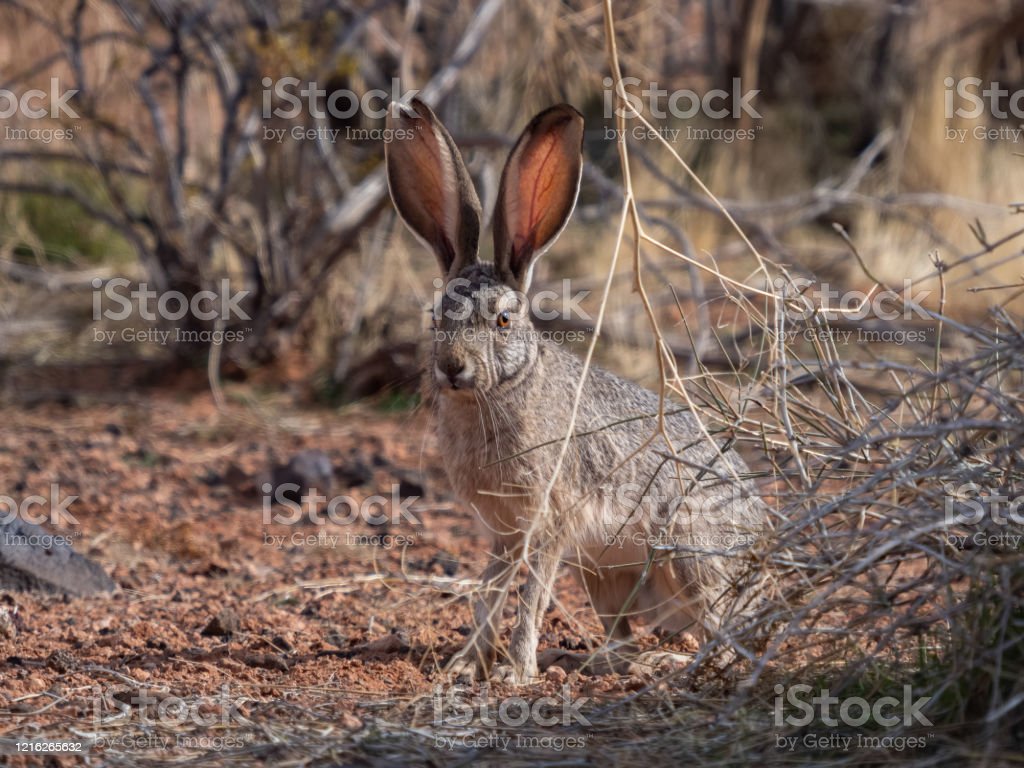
[535, 3, 1024, 764]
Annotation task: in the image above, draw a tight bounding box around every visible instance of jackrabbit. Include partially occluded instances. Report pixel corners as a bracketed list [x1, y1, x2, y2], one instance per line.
[385, 98, 766, 684]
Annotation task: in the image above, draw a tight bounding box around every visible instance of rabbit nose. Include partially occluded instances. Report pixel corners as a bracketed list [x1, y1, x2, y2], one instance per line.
[436, 359, 475, 390]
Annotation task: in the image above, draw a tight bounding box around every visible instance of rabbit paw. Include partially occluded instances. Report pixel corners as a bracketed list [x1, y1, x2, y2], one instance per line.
[446, 649, 490, 683]
[491, 660, 539, 686]
[635, 650, 694, 674]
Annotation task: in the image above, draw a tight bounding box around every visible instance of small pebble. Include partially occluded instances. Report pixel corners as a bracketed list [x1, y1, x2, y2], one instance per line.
[546, 665, 567, 684]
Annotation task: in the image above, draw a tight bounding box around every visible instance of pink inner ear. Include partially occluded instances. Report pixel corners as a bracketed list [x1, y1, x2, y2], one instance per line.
[493, 105, 583, 282]
[511, 233, 533, 260]
[511, 130, 575, 259]
[390, 110, 455, 256]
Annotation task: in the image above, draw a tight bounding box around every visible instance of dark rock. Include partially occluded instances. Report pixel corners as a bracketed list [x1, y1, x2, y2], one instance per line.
[270, 635, 293, 652]
[201, 607, 241, 637]
[341, 342, 420, 400]
[46, 649, 77, 672]
[335, 452, 373, 488]
[199, 469, 222, 486]
[394, 470, 425, 500]
[223, 463, 250, 494]
[0, 518, 116, 596]
[240, 651, 289, 672]
[324, 627, 348, 648]
[340, 630, 411, 659]
[428, 551, 459, 577]
[270, 450, 333, 504]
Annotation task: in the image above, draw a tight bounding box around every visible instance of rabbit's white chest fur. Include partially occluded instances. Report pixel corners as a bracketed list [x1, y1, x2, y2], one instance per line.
[434, 383, 554, 547]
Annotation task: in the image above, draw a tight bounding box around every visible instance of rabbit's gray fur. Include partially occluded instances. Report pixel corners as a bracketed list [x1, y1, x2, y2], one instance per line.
[386, 99, 766, 684]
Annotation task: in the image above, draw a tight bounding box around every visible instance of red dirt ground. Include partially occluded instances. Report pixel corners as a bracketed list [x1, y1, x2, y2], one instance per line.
[0, 391, 700, 765]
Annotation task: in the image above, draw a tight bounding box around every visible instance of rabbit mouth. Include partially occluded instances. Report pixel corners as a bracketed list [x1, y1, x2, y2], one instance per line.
[433, 361, 481, 393]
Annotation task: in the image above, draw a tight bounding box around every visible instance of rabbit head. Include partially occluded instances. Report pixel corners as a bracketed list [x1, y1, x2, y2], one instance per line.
[385, 98, 584, 395]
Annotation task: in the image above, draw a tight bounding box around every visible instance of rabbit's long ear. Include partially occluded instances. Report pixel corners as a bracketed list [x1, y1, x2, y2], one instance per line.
[493, 104, 584, 291]
[385, 98, 481, 278]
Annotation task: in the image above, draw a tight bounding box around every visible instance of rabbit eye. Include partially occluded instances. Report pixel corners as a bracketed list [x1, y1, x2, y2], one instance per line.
[496, 309, 511, 329]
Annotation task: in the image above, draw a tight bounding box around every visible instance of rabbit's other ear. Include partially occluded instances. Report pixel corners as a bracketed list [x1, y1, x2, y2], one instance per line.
[385, 98, 481, 279]
[493, 104, 584, 292]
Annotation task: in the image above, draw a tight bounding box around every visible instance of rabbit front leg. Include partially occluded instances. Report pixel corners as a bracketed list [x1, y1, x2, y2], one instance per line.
[447, 542, 518, 682]
[496, 539, 562, 685]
